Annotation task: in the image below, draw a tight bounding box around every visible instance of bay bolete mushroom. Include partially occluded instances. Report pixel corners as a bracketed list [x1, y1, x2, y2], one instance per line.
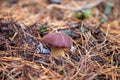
[42, 32, 73, 57]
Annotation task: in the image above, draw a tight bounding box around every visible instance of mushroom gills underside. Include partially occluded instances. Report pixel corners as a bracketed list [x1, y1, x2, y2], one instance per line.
[51, 47, 65, 57]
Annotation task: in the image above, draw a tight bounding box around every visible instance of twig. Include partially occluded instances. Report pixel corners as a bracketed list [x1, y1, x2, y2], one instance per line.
[47, 0, 102, 11]
[73, 0, 103, 11]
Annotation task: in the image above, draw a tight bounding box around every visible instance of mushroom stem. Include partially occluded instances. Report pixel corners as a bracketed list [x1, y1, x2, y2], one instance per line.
[51, 47, 67, 76]
[51, 47, 65, 57]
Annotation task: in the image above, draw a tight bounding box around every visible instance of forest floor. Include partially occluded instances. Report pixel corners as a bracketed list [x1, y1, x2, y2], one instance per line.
[0, 0, 120, 80]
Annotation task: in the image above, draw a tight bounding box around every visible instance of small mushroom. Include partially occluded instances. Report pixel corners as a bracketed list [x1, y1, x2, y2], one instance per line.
[42, 32, 73, 57]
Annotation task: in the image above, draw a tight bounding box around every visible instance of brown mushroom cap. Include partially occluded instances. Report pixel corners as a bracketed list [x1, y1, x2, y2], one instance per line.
[42, 32, 73, 48]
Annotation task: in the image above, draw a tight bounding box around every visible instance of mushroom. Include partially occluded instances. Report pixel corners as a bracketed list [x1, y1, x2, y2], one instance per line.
[42, 32, 73, 57]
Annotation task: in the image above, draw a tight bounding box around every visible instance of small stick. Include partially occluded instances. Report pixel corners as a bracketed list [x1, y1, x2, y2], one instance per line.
[47, 0, 102, 11]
